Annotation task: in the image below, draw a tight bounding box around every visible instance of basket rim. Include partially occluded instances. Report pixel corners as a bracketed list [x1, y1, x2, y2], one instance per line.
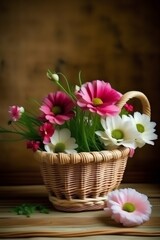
[34, 147, 130, 164]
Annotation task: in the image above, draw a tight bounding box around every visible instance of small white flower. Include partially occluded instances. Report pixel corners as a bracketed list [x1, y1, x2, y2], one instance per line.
[44, 128, 78, 153]
[129, 112, 158, 148]
[96, 115, 139, 149]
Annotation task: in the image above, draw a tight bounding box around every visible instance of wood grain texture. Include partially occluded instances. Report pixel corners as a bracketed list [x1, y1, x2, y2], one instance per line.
[0, 184, 160, 238]
[0, 0, 160, 185]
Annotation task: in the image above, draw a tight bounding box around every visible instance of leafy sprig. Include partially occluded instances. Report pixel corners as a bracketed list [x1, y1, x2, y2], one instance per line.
[12, 203, 50, 217]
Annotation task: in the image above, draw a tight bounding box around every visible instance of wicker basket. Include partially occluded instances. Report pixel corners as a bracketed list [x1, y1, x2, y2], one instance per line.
[35, 91, 151, 212]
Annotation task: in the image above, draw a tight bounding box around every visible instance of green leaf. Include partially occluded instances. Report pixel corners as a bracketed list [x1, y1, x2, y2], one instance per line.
[12, 203, 50, 217]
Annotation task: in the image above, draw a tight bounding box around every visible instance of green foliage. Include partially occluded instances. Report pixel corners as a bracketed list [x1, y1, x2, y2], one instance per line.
[12, 203, 50, 217]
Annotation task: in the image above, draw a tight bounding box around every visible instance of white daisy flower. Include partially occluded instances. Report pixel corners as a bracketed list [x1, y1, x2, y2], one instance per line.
[129, 112, 158, 148]
[44, 128, 78, 153]
[96, 115, 139, 149]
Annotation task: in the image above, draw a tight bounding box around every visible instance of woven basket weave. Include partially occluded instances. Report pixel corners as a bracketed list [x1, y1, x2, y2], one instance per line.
[35, 91, 151, 212]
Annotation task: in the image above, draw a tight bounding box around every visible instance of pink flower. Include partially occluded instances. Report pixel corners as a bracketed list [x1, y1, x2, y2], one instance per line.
[104, 188, 152, 227]
[124, 103, 134, 113]
[8, 105, 24, 121]
[39, 122, 55, 144]
[26, 140, 40, 152]
[129, 148, 135, 157]
[40, 91, 75, 125]
[76, 80, 121, 116]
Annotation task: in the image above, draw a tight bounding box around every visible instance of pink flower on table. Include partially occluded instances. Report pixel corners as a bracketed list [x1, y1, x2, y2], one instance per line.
[8, 105, 24, 121]
[26, 140, 40, 152]
[75, 80, 121, 116]
[40, 91, 75, 125]
[104, 188, 152, 227]
[39, 122, 55, 144]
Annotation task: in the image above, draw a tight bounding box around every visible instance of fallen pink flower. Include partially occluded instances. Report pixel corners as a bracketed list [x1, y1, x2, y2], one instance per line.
[104, 188, 152, 227]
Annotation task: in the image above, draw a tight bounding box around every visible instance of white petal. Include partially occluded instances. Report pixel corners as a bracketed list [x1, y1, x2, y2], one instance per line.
[59, 128, 71, 141]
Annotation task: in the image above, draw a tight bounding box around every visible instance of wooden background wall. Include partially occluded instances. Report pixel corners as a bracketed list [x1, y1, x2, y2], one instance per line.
[0, 0, 160, 185]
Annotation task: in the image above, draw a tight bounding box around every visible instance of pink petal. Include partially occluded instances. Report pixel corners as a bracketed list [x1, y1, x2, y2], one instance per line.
[104, 188, 152, 227]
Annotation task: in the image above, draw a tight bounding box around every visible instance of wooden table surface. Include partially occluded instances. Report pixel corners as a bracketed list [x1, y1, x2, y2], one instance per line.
[0, 183, 160, 240]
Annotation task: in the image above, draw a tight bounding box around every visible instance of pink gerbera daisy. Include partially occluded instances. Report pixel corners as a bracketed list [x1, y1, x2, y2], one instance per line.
[40, 91, 75, 125]
[76, 80, 121, 116]
[104, 188, 152, 227]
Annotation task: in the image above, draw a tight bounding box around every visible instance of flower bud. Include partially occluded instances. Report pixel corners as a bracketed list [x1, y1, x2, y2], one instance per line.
[52, 73, 59, 82]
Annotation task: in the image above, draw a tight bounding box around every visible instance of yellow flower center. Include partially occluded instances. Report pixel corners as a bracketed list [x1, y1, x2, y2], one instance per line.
[92, 98, 103, 106]
[52, 106, 61, 115]
[123, 202, 135, 212]
[112, 129, 124, 139]
[54, 142, 65, 153]
[136, 123, 145, 133]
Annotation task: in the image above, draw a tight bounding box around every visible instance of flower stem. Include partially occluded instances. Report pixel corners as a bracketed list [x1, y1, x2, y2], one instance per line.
[78, 71, 83, 86]
[48, 69, 75, 100]
[90, 114, 100, 151]
[57, 72, 75, 99]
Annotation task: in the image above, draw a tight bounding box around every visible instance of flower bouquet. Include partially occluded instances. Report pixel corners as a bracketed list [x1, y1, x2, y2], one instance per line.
[0, 69, 157, 212]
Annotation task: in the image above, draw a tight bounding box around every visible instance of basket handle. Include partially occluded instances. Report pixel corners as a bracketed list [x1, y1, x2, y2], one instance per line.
[116, 91, 151, 117]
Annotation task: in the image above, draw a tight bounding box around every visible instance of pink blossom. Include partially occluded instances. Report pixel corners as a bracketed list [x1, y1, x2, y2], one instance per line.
[124, 103, 134, 113]
[8, 105, 24, 121]
[76, 80, 121, 116]
[39, 122, 55, 144]
[104, 188, 152, 227]
[40, 91, 75, 125]
[129, 148, 135, 157]
[26, 140, 40, 152]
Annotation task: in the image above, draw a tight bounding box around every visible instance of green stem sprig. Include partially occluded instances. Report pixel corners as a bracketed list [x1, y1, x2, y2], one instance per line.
[12, 203, 50, 217]
[47, 69, 75, 100]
